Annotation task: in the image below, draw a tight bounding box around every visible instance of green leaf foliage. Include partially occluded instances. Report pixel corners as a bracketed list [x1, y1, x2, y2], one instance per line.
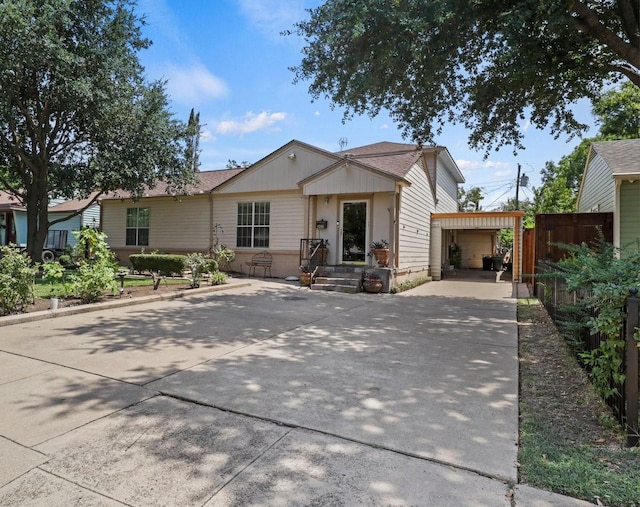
[557, 237, 640, 399]
[289, 0, 639, 153]
[0, 246, 37, 315]
[0, 0, 197, 261]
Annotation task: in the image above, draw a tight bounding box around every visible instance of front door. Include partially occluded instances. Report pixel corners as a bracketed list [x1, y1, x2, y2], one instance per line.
[339, 200, 368, 264]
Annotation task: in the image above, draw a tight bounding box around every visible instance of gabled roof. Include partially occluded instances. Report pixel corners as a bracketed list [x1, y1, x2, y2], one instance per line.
[48, 192, 101, 212]
[100, 168, 244, 200]
[336, 142, 423, 178]
[589, 139, 640, 177]
[336, 141, 464, 183]
[0, 191, 23, 209]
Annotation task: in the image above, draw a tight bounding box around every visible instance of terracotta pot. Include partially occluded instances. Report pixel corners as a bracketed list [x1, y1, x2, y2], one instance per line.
[373, 248, 390, 267]
[363, 280, 383, 293]
[299, 272, 312, 286]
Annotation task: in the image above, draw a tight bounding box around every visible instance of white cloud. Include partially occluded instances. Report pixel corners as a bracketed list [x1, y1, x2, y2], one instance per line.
[314, 111, 321, 116]
[165, 64, 228, 105]
[521, 119, 532, 132]
[236, 0, 307, 39]
[456, 159, 510, 172]
[216, 111, 288, 135]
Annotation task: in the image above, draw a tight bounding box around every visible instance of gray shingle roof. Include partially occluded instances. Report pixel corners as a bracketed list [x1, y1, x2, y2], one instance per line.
[591, 139, 640, 175]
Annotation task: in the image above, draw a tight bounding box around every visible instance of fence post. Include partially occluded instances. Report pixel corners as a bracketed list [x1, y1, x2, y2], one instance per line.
[626, 287, 639, 447]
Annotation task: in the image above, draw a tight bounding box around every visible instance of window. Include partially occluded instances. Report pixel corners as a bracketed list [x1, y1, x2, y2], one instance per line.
[126, 208, 149, 246]
[237, 202, 270, 248]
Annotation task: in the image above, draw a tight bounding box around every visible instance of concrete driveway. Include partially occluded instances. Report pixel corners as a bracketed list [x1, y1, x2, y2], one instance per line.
[0, 278, 592, 506]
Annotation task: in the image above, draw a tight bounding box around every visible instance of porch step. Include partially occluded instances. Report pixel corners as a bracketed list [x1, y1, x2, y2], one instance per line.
[311, 268, 363, 293]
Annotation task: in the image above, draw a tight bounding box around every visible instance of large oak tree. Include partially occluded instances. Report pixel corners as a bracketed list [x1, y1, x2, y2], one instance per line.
[289, 0, 639, 153]
[0, 0, 196, 261]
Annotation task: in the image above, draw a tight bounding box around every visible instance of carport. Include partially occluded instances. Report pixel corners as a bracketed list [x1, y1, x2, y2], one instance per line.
[430, 211, 525, 281]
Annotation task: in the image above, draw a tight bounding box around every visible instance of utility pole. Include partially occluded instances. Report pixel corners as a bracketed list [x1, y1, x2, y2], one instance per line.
[515, 163, 521, 210]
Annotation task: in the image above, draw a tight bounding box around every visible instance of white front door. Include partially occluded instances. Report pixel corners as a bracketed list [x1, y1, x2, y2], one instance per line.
[339, 200, 368, 264]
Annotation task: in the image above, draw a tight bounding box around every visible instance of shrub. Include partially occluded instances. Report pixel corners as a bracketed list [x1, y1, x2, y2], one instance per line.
[0, 246, 38, 315]
[186, 252, 217, 288]
[210, 245, 235, 271]
[209, 271, 227, 286]
[556, 237, 640, 399]
[129, 254, 186, 275]
[68, 229, 118, 303]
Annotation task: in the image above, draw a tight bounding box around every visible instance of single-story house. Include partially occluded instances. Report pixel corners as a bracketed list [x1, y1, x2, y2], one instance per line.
[0, 191, 100, 259]
[100, 139, 525, 284]
[576, 138, 640, 255]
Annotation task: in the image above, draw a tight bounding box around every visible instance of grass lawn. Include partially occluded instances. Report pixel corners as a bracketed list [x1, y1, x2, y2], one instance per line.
[518, 298, 640, 507]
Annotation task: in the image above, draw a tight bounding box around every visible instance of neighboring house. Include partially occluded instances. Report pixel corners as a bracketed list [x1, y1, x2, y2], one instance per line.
[101, 140, 466, 283]
[0, 191, 100, 259]
[576, 139, 640, 255]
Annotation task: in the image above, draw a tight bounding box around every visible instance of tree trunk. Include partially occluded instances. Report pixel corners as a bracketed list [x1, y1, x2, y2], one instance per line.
[25, 181, 50, 263]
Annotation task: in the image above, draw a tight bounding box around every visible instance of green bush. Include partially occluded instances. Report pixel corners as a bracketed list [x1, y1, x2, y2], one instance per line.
[0, 246, 38, 315]
[129, 254, 186, 275]
[209, 271, 227, 286]
[210, 245, 235, 271]
[68, 228, 118, 303]
[556, 237, 640, 399]
[186, 252, 219, 288]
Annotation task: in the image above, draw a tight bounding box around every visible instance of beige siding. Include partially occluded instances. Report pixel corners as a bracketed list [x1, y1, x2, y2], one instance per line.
[577, 154, 614, 212]
[212, 191, 305, 252]
[398, 164, 434, 270]
[303, 165, 397, 195]
[102, 195, 211, 252]
[218, 148, 337, 193]
[457, 230, 496, 268]
[620, 181, 640, 253]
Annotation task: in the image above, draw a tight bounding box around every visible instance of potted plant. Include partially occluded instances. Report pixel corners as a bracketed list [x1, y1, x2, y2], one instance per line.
[299, 265, 312, 286]
[362, 270, 383, 293]
[368, 239, 390, 267]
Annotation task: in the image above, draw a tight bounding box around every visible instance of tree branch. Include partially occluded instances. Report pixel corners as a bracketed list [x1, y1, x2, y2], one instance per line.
[568, 0, 640, 77]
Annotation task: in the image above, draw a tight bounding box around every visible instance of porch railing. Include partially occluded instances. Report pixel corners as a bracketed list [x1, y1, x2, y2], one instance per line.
[299, 238, 328, 271]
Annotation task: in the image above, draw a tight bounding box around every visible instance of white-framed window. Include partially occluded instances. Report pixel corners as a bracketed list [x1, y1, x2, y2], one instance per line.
[237, 202, 270, 248]
[126, 207, 149, 246]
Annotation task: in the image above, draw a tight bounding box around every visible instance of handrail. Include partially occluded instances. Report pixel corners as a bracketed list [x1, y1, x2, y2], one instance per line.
[299, 238, 328, 270]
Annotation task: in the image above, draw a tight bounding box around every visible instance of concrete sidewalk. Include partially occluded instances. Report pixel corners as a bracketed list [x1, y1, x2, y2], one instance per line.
[0, 278, 594, 506]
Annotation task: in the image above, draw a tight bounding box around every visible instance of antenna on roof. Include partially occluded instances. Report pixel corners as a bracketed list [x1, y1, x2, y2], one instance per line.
[338, 137, 348, 150]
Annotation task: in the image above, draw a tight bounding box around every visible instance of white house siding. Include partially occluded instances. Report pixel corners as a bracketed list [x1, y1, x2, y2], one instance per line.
[397, 164, 434, 271]
[211, 191, 306, 277]
[577, 154, 615, 212]
[620, 181, 640, 253]
[81, 204, 100, 228]
[435, 162, 459, 213]
[219, 147, 337, 193]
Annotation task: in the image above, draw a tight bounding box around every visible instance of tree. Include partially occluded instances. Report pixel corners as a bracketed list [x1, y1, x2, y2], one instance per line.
[533, 81, 640, 212]
[458, 186, 484, 212]
[289, 0, 640, 153]
[186, 109, 201, 173]
[0, 0, 196, 261]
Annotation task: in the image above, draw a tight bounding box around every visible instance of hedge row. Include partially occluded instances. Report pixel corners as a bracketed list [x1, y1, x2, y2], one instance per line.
[129, 254, 186, 275]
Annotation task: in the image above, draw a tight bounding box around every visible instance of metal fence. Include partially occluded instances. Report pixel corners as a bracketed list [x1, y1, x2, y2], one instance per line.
[536, 263, 639, 447]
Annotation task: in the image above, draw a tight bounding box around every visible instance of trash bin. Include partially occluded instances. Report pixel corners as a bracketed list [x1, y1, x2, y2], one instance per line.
[491, 255, 504, 271]
[482, 255, 492, 271]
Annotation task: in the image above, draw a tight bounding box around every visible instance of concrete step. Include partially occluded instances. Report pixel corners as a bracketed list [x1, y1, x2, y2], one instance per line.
[314, 277, 360, 287]
[310, 283, 361, 293]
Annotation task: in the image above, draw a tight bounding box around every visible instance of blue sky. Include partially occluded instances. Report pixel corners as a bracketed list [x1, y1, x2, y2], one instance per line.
[136, 0, 597, 209]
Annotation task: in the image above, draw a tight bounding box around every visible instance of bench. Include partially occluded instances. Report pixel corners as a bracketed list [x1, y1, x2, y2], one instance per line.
[246, 251, 272, 277]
